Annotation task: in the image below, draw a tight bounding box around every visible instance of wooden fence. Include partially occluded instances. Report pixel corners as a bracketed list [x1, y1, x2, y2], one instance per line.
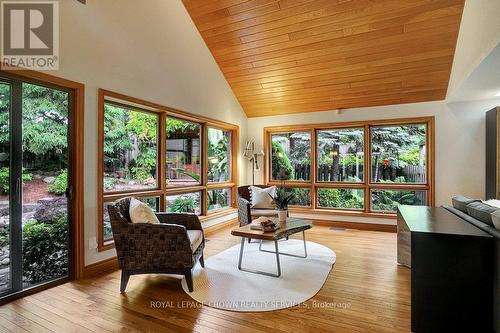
[293, 164, 310, 181]
[403, 165, 427, 183]
[292, 163, 425, 184]
[372, 164, 426, 183]
[316, 164, 364, 182]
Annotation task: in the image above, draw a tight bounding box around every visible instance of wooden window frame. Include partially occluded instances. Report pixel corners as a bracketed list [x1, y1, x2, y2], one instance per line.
[97, 89, 239, 251]
[264, 116, 435, 219]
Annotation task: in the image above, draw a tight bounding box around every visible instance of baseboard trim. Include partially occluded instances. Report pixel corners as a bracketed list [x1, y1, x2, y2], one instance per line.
[82, 256, 119, 278]
[199, 208, 237, 222]
[204, 218, 238, 235]
[310, 219, 397, 232]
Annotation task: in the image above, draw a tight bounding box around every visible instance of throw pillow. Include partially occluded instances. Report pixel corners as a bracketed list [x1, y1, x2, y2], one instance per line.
[483, 199, 500, 209]
[466, 201, 497, 226]
[129, 198, 160, 224]
[250, 186, 277, 209]
[491, 210, 500, 229]
[451, 195, 480, 212]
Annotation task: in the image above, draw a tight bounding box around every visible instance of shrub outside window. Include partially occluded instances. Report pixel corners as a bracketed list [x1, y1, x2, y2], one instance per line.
[370, 190, 427, 212]
[286, 187, 311, 207]
[271, 132, 311, 181]
[166, 192, 201, 215]
[317, 188, 364, 210]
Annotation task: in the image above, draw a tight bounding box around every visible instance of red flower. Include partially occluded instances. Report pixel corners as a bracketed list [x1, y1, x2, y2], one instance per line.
[383, 159, 389, 166]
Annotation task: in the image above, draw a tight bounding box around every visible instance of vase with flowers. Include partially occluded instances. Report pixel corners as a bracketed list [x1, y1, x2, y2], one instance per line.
[269, 168, 295, 222]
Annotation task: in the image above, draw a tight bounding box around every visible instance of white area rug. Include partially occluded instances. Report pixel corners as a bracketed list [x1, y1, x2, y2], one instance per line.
[181, 239, 336, 312]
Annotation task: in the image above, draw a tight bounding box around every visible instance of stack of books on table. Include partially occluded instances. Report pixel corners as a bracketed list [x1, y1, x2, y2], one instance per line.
[250, 216, 280, 232]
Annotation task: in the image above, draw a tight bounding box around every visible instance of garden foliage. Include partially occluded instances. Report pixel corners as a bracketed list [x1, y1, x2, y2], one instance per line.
[48, 169, 67, 195]
[271, 141, 295, 180]
[22, 217, 68, 283]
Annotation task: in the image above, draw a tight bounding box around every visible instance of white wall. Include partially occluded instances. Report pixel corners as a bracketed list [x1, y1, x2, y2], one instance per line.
[50, 0, 247, 265]
[247, 98, 500, 224]
[449, 44, 500, 102]
[447, 0, 500, 97]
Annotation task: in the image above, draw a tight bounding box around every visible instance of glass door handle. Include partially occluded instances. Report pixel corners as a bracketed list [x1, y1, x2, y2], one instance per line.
[16, 177, 21, 204]
[65, 186, 72, 199]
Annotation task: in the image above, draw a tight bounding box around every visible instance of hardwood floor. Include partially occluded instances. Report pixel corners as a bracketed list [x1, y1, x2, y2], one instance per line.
[0, 223, 410, 332]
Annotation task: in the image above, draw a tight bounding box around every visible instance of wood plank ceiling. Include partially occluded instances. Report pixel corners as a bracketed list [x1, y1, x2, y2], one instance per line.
[182, 0, 465, 117]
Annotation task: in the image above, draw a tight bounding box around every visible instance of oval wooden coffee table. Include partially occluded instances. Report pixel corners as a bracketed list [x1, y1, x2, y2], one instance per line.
[231, 218, 312, 277]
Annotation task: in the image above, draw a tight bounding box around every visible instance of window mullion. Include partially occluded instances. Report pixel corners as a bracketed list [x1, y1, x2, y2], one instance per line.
[311, 129, 317, 208]
[231, 128, 238, 208]
[202, 124, 208, 216]
[202, 124, 208, 187]
[159, 112, 167, 212]
[427, 120, 435, 206]
[365, 124, 371, 213]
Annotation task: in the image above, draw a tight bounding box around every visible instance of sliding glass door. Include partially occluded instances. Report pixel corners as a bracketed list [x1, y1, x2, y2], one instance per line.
[0, 78, 71, 298]
[0, 81, 11, 293]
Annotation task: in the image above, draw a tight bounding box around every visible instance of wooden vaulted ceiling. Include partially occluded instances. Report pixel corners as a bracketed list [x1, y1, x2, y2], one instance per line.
[182, 0, 465, 117]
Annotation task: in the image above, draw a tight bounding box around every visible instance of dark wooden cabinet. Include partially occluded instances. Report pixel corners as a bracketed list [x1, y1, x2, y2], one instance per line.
[486, 107, 500, 200]
[397, 206, 494, 333]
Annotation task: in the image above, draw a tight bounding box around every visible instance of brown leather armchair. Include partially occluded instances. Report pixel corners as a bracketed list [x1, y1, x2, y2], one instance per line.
[107, 198, 205, 293]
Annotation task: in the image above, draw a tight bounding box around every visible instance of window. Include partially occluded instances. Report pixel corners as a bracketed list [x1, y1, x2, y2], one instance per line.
[317, 188, 364, 210]
[208, 128, 231, 183]
[98, 90, 238, 250]
[265, 117, 433, 216]
[103, 103, 158, 192]
[271, 132, 311, 181]
[317, 128, 364, 182]
[286, 187, 311, 207]
[166, 118, 201, 188]
[207, 188, 231, 212]
[370, 190, 426, 212]
[166, 192, 201, 215]
[371, 125, 426, 184]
